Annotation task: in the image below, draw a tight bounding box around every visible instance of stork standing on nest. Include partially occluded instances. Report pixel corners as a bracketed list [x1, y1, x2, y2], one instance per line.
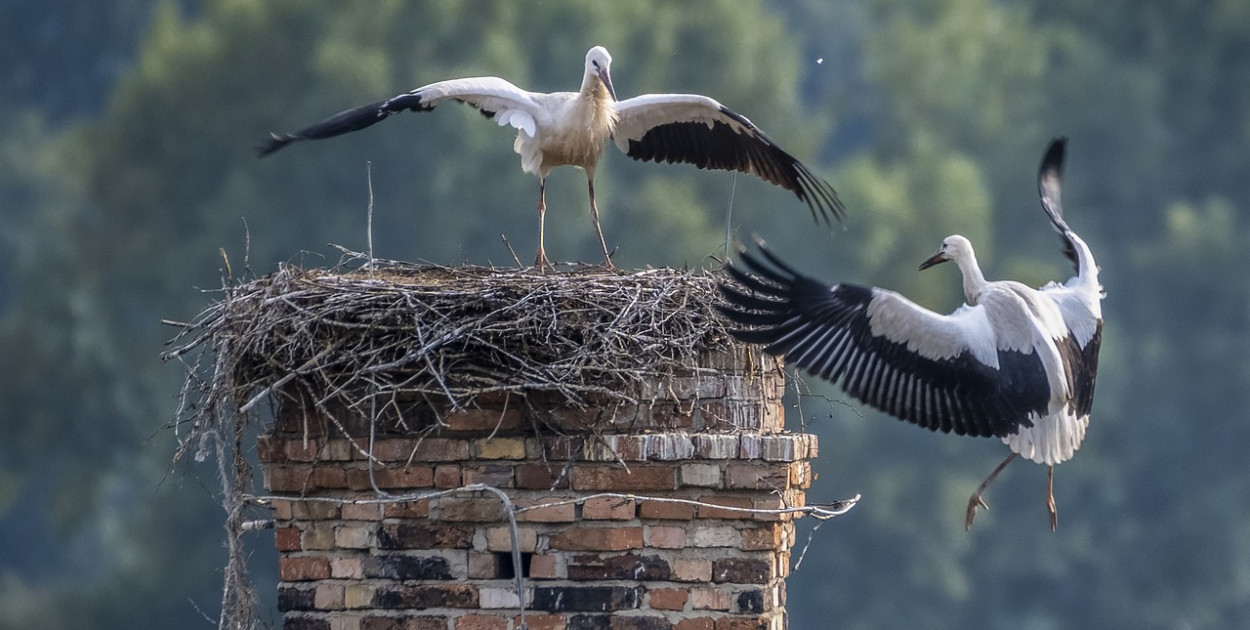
[717, 139, 1102, 530]
[259, 46, 844, 271]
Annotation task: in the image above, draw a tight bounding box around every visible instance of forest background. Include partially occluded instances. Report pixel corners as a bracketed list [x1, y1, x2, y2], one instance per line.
[1, 1, 1247, 628]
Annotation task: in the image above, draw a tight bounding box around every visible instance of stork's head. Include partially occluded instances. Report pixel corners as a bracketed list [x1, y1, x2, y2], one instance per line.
[919, 235, 974, 271]
[585, 46, 617, 101]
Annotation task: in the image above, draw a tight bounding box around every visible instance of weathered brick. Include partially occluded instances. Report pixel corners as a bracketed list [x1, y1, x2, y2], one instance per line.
[672, 558, 712, 582]
[286, 439, 321, 462]
[679, 463, 722, 488]
[370, 438, 469, 462]
[570, 466, 675, 492]
[532, 586, 641, 612]
[518, 613, 567, 630]
[689, 525, 739, 548]
[461, 464, 515, 488]
[515, 464, 571, 490]
[468, 552, 502, 579]
[645, 526, 686, 549]
[582, 496, 634, 520]
[485, 526, 538, 552]
[674, 618, 714, 630]
[302, 523, 336, 550]
[567, 616, 610, 630]
[712, 558, 772, 584]
[381, 499, 429, 519]
[275, 526, 302, 551]
[362, 555, 452, 580]
[736, 589, 766, 614]
[478, 587, 521, 609]
[456, 614, 509, 630]
[257, 435, 282, 463]
[341, 502, 382, 521]
[642, 433, 695, 460]
[314, 583, 345, 610]
[547, 526, 644, 551]
[434, 464, 462, 488]
[344, 584, 374, 609]
[373, 584, 478, 609]
[349, 465, 434, 490]
[378, 523, 474, 550]
[360, 616, 447, 630]
[528, 554, 560, 579]
[280, 556, 331, 581]
[319, 438, 354, 461]
[567, 554, 670, 581]
[690, 587, 732, 611]
[713, 618, 770, 630]
[516, 498, 577, 523]
[436, 497, 505, 522]
[638, 500, 695, 520]
[692, 435, 739, 459]
[285, 615, 331, 630]
[291, 500, 340, 521]
[738, 435, 762, 459]
[608, 616, 671, 630]
[697, 496, 754, 520]
[648, 587, 688, 611]
[312, 465, 348, 488]
[739, 526, 783, 551]
[331, 556, 364, 579]
[789, 460, 812, 489]
[271, 498, 293, 520]
[265, 465, 313, 492]
[278, 585, 315, 611]
[723, 463, 788, 491]
[473, 437, 527, 460]
[335, 524, 374, 549]
[582, 434, 645, 462]
[444, 407, 522, 433]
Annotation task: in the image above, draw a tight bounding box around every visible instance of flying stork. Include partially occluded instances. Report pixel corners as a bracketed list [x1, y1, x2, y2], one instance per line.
[717, 139, 1102, 531]
[259, 46, 844, 271]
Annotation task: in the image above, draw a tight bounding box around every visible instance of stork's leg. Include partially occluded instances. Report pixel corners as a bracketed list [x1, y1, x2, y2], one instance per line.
[1046, 465, 1058, 532]
[588, 178, 614, 269]
[965, 452, 1018, 531]
[534, 179, 553, 273]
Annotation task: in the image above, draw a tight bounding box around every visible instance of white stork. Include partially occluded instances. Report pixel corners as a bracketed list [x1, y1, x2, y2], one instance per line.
[717, 139, 1102, 531]
[259, 46, 844, 271]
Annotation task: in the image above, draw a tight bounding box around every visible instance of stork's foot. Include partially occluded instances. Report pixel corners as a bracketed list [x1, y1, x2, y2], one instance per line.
[534, 250, 555, 275]
[965, 493, 989, 531]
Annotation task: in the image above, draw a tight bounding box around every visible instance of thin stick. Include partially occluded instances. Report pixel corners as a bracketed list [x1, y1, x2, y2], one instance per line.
[723, 172, 738, 260]
[366, 161, 375, 273]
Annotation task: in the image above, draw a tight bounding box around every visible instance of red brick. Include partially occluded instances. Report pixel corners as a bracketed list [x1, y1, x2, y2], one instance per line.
[437, 497, 505, 522]
[528, 554, 559, 579]
[341, 502, 382, 521]
[516, 499, 577, 523]
[518, 613, 567, 630]
[675, 619, 714, 630]
[690, 587, 732, 611]
[370, 438, 469, 462]
[462, 464, 515, 488]
[582, 496, 634, 520]
[274, 526, 302, 551]
[285, 439, 320, 462]
[724, 463, 789, 491]
[715, 619, 770, 630]
[318, 438, 354, 461]
[381, 499, 430, 518]
[697, 496, 754, 520]
[648, 587, 688, 611]
[311, 465, 347, 489]
[646, 526, 686, 549]
[279, 556, 331, 581]
[570, 465, 675, 491]
[443, 408, 522, 433]
[435, 464, 462, 488]
[347, 465, 434, 490]
[740, 526, 783, 551]
[515, 464, 570, 490]
[639, 500, 695, 520]
[547, 526, 644, 551]
[455, 614, 508, 630]
[265, 465, 313, 492]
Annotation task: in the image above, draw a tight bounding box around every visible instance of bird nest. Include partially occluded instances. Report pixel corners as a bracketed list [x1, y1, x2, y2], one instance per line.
[165, 259, 744, 443]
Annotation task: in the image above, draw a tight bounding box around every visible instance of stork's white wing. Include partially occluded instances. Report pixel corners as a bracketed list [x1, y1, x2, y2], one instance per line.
[612, 94, 844, 224]
[718, 245, 1052, 438]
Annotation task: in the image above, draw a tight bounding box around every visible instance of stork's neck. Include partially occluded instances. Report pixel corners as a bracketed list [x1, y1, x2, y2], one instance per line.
[955, 250, 988, 304]
[578, 75, 619, 128]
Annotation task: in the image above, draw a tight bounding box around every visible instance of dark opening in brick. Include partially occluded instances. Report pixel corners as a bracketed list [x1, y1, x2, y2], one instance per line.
[495, 551, 533, 579]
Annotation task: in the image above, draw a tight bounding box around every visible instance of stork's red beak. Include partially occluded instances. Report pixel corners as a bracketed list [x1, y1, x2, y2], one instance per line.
[918, 250, 949, 271]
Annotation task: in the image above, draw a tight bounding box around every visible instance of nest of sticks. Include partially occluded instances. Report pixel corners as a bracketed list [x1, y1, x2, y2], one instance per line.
[165, 259, 743, 442]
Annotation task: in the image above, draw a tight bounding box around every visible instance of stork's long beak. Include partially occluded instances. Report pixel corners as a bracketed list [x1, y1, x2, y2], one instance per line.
[599, 68, 617, 101]
[918, 250, 948, 271]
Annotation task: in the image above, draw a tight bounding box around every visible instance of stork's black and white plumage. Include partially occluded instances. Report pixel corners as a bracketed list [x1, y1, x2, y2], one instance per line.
[717, 139, 1102, 530]
[259, 46, 844, 271]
